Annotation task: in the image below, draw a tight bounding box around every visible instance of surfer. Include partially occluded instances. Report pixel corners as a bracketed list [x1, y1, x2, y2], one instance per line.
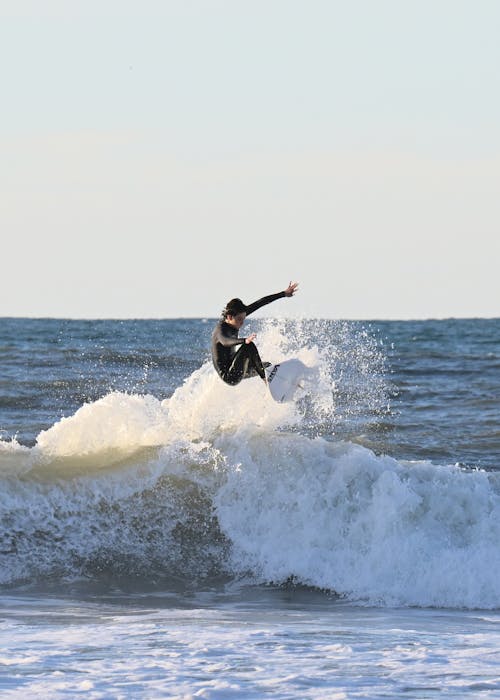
[211, 282, 299, 386]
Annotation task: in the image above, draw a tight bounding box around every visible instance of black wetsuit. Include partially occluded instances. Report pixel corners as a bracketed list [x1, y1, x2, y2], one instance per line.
[211, 291, 286, 385]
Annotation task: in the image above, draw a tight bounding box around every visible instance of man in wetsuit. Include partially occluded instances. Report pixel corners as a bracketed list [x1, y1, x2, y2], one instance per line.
[211, 281, 299, 386]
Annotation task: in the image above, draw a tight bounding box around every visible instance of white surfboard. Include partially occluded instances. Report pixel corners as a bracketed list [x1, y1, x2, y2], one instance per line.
[264, 358, 309, 403]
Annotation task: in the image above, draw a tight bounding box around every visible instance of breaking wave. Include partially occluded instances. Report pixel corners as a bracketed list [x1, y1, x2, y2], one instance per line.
[1, 320, 499, 609]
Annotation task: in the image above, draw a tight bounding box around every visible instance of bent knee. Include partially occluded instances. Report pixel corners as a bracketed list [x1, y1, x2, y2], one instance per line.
[222, 375, 241, 386]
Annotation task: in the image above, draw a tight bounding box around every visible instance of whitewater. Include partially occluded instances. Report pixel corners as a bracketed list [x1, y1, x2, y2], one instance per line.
[1, 317, 500, 697]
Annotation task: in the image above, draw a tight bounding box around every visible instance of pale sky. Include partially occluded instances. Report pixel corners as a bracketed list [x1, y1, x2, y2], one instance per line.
[1, 0, 499, 319]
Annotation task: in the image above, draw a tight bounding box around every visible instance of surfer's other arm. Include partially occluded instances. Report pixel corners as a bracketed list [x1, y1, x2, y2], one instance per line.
[212, 324, 247, 347]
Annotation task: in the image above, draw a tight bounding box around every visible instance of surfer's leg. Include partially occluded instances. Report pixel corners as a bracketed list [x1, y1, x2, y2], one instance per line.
[223, 342, 267, 385]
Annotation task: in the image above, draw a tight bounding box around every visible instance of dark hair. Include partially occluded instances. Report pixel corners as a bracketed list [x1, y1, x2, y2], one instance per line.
[223, 298, 247, 318]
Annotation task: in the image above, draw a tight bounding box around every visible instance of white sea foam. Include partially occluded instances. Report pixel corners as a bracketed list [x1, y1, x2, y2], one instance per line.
[2, 598, 500, 699]
[214, 431, 500, 608]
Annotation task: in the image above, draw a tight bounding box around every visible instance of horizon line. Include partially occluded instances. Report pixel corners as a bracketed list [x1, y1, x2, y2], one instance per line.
[1, 315, 499, 322]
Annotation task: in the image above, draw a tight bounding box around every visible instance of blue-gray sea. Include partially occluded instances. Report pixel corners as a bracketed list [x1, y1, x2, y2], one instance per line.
[1, 317, 499, 698]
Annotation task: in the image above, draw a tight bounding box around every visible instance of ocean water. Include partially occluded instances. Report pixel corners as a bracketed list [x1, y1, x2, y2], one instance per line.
[1, 316, 499, 698]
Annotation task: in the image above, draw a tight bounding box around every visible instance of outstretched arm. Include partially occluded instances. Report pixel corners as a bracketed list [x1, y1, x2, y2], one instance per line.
[245, 281, 299, 316]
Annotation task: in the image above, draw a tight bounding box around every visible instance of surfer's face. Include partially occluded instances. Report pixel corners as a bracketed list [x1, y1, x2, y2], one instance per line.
[226, 312, 246, 329]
